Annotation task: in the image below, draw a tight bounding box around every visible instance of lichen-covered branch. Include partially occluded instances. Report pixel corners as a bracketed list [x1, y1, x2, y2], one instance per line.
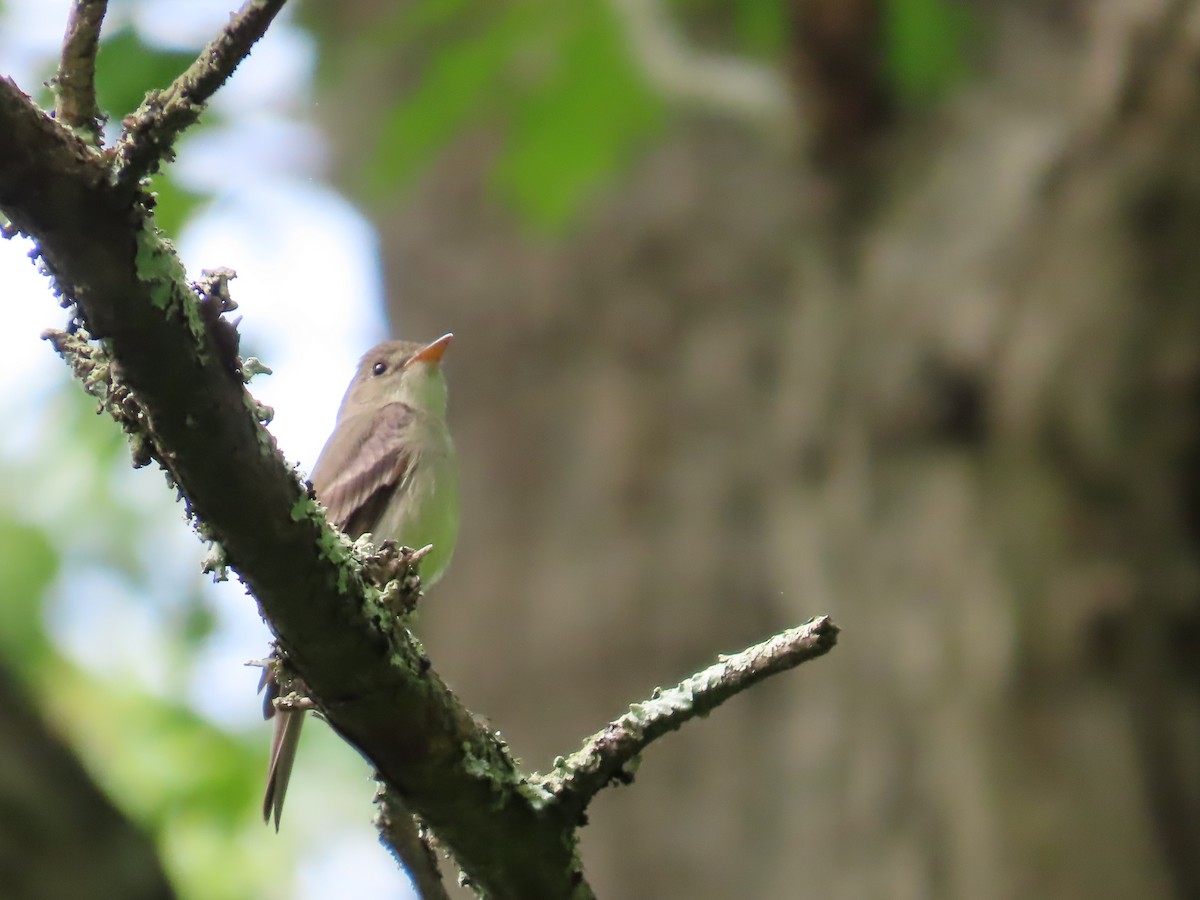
[0, 78, 587, 898]
[42, 326, 157, 469]
[1, 7, 841, 895]
[55, 0, 108, 145]
[374, 786, 452, 900]
[110, 0, 288, 193]
[539, 615, 839, 819]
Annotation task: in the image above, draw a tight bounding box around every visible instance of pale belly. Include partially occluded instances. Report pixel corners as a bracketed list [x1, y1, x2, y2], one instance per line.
[373, 446, 459, 587]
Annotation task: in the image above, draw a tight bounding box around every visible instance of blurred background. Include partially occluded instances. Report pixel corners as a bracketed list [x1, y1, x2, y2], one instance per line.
[2, 1, 1199, 898]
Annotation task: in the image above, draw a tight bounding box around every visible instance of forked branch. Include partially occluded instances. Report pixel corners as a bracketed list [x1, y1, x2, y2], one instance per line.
[111, 0, 288, 192]
[0, 5, 840, 897]
[540, 616, 839, 820]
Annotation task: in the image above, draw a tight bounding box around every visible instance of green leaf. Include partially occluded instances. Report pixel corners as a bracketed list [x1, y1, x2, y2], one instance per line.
[491, 3, 662, 228]
[45, 669, 279, 900]
[178, 593, 218, 646]
[366, 5, 530, 195]
[885, 0, 972, 100]
[0, 514, 59, 670]
[366, 0, 662, 229]
[734, 0, 787, 59]
[366, 0, 472, 45]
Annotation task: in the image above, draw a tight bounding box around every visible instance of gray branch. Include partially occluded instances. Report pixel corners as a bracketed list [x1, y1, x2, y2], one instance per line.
[539, 615, 839, 818]
[54, 0, 108, 145]
[374, 787, 453, 900]
[0, 72, 589, 899]
[110, 0, 288, 193]
[0, 7, 840, 894]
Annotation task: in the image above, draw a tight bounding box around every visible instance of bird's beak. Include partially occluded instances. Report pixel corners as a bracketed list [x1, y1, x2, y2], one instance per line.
[406, 333, 453, 368]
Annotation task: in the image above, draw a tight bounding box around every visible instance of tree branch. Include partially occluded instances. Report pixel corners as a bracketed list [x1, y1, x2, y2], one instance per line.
[375, 787, 453, 900]
[0, 7, 840, 894]
[610, 0, 791, 123]
[55, 0, 108, 145]
[540, 615, 838, 818]
[0, 76, 586, 898]
[110, 0, 288, 193]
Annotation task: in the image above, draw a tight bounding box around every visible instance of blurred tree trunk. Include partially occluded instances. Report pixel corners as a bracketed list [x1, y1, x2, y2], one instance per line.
[0, 661, 176, 900]
[311, 2, 1199, 897]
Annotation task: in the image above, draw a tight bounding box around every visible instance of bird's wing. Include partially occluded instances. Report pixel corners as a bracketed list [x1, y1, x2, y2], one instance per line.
[309, 402, 416, 538]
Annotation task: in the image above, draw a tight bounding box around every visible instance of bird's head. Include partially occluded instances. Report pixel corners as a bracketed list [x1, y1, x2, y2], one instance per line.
[339, 333, 452, 420]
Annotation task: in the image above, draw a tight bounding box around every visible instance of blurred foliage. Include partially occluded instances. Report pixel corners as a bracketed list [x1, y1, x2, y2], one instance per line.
[351, 0, 665, 229]
[44, 664, 275, 898]
[147, 171, 205, 241]
[0, 515, 58, 673]
[320, 0, 971, 230]
[490, 2, 662, 227]
[730, 0, 788, 58]
[0, 380, 280, 899]
[92, 26, 195, 120]
[885, 0, 971, 100]
[666, 0, 787, 58]
[669, 0, 970, 99]
[23, 0, 972, 236]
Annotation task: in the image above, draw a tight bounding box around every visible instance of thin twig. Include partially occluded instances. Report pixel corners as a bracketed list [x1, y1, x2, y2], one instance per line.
[55, 0, 108, 145]
[110, 0, 288, 192]
[609, 0, 790, 122]
[539, 615, 839, 817]
[375, 786, 453, 900]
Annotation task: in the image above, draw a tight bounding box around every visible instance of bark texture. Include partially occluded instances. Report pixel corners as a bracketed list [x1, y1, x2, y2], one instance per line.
[313, 1, 1200, 896]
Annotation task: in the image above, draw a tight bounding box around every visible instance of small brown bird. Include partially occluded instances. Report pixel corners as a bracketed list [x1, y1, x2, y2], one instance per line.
[262, 334, 459, 829]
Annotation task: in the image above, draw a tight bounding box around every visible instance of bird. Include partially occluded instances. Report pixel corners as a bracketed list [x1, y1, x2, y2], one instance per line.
[262, 333, 459, 829]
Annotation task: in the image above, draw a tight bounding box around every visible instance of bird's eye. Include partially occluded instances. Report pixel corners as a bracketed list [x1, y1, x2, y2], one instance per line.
[372, 362, 387, 376]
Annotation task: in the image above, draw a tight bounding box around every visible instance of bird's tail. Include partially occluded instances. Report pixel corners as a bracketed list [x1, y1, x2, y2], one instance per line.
[263, 707, 306, 830]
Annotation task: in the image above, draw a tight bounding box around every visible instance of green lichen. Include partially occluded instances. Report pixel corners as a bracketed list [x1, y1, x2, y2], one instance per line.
[317, 526, 349, 565]
[241, 356, 272, 380]
[376, 579, 403, 612]
[520, 774, 557, 810]
[255, 424, 277, 454]
[242, 392, 274, 425]
[133, 217, 206, 346]
[201, 542, 229, 582]
[318, 529, 356, 593]
[293, 495, 357, 592]
[82, 357, 111, 401]
[461, 741, 519, 811]
[289, 496, 314, 523]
